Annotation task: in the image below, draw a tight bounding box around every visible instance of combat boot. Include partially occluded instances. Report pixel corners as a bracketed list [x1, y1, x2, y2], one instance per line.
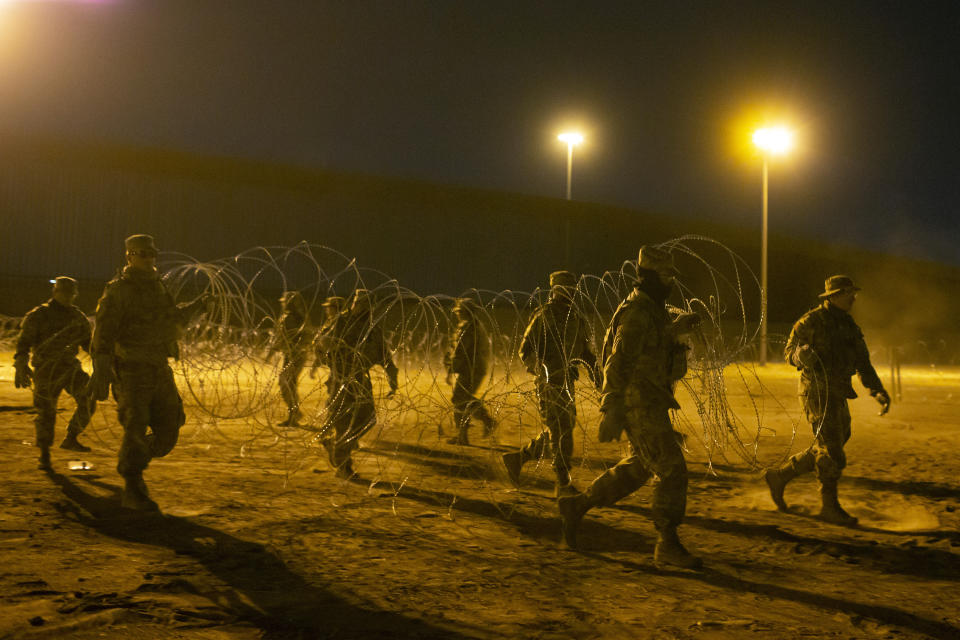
[501, 450, 526, 487]
[654, 527, 702, 570]
[121, 474, 159, 512]
[59, 433, 92, 453]
[818, 482, 858, 526]
[557, 493, 593, 549]
[37, 447, 52, 470]
[764, 467, 791, 512]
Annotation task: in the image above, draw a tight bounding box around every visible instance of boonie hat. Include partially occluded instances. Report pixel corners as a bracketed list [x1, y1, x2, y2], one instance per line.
[819, 275, 860, 299]
[638, 246, 679, 275]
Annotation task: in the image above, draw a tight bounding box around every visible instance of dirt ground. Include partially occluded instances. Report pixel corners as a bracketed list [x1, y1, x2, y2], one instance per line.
[0, 354, 958, 640]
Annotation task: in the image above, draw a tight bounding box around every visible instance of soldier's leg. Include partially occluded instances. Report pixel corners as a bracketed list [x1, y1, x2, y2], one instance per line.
[61, 365, 95, 451]
[115, 362, 160, 511]
[448, 380, 472, 445]
[558, 400, 656, 548]
[332, 402, 375, 477]
[503, 380, 554, 486]
[631, 404, 700, 568]
[147, 365, 186, 460]
[32, 376, 62, 468]
[550, 395, 577, 492]
[814, 398, 856, 525]
[277, 357, 303, 425]
[461, 376, 495, 434]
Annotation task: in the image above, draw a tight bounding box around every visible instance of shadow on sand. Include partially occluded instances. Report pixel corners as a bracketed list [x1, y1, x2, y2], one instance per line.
[46, 470, 482, 640]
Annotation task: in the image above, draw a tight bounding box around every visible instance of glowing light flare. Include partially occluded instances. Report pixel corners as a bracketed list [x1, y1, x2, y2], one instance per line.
[752, 126, 794, 155]
[557, 132, 584, 146]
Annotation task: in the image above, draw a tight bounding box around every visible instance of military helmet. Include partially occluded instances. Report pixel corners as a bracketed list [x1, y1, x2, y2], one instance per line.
[549, 270, 577, 289]
[819, 275, 860, 299]
[51, 276, 78, 293]
[637, 245, 679, 275]
[322, 295, 345, 308]
[125, 234, 158, 255]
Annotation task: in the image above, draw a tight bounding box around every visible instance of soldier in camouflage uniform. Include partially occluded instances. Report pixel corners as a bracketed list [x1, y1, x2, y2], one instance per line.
[318, 289, 398, 478]
[558, 247, 703, 569]
[443, 297, 495, 446]
[270, 291, 313, 427]
[14, 277, 97, 468]
[765, 275, 890, 526]
[87, 235, 207, 511]
[310, 295, 344, 395]
[502, 271, 599, 498]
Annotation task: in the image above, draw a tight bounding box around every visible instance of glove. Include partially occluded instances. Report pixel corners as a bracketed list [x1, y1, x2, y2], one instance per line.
[14, 360, 32, 389]
[793, 345, 817, 369]
[874, 389, 891, 416]
[87, 355, 116, 401]
[598, 406, 626, 442]
[672, 312, 701, 335]
[309, 365, 318, 380]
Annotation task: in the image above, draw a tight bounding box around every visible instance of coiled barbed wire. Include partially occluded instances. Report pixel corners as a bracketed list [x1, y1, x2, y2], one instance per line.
[8, 237, 810, 505]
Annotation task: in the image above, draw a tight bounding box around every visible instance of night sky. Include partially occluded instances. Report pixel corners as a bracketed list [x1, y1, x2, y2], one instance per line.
[1, 0, 958, 264]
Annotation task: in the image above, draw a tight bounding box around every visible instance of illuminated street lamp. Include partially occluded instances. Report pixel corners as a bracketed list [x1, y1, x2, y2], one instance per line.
[558, 132, 584, 266]
[752, 125, 794, 366]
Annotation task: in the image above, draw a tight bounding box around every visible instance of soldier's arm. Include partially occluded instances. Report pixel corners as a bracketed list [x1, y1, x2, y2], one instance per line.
[14, 311, 39, 364]
[784, 313, 816, 368]
[78, 312, 93, 353]
[91, 285, 123, 357]
[853, 330, 885, 395]
[601, 304, 656, 400]
[518, 312, 542, 373]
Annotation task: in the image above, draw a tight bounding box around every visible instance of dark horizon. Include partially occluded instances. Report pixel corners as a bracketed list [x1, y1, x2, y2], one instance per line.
[1, 0, 958, 264]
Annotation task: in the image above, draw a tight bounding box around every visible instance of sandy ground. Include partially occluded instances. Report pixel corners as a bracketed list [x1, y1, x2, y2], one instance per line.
[0, 354, 958, 640]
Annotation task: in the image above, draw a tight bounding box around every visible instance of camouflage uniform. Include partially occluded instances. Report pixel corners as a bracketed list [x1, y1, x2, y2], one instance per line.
[503, 271, 597, 493]
[91, 265, 197, 479]
[766, 275, 888, 524]
[585, 286, 690, 528]
[14, 290, 96, 457]
[312, 296, 344, 396]
[319, 291, 398, 477]
[558, 246, 702, 569]
[443, 299, 494, 444]
[272, 292, 312, 426]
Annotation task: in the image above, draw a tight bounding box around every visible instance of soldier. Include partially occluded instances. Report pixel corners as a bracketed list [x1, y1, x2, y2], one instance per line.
[501, 271, 599, 498]
[558, 246, 703, 569]
[318, 289, 398, 478]
[443, 297, 495, 445]
[270, 291, 313, 427]
[14, 276, 96, 468]
[87, 234, 207, 511]
[765, 275, 890, 525]
[310, 295, 344, 394]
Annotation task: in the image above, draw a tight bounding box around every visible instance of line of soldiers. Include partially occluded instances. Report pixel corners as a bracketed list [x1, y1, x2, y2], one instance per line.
[12, 237, 890, 570]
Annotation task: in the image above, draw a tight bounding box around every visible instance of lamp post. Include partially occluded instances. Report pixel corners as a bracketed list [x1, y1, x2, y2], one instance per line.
[752, 126, 794, 366]
[557, 132, 583, 266]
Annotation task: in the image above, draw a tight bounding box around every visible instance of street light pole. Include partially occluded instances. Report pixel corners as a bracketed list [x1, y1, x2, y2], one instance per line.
[760, 156, 769, 366]
[751, 125, 794, 366]
[557, 132, 583, 267]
